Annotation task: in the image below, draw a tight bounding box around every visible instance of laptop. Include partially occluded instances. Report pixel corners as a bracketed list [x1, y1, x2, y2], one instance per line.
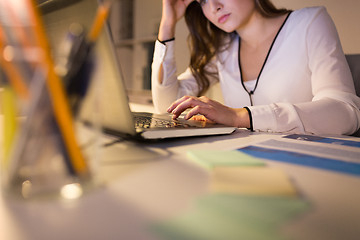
[39, 0, 236, 140]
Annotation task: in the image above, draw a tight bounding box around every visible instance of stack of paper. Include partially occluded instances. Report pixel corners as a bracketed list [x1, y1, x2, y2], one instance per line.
[186, 150, 297, 197]
[151, 150, 309, 240]
[211, 167, 297, 196]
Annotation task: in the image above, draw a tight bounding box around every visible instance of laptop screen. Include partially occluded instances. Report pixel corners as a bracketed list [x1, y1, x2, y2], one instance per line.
[38, 0, 236, 140]
[39, 0, 136, 135]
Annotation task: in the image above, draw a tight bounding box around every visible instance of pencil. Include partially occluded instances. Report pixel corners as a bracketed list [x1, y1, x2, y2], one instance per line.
[87, 1, 111, 42]
[25, 0, 88, 177]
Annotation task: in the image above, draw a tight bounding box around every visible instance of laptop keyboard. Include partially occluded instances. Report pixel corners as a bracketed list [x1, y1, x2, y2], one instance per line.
[134, 115, 191, 129]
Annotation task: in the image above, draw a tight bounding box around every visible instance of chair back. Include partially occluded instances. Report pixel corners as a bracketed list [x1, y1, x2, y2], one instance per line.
[346, 54, 360, 96]
[345, 54, 360, 136]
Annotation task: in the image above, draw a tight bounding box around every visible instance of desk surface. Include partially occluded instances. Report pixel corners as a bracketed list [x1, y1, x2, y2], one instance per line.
[1, 112, 360, 240]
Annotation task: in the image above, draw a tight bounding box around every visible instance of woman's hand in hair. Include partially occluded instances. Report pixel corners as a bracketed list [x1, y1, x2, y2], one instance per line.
[158, 0, 194, 41]
[167, 96, 251, 128]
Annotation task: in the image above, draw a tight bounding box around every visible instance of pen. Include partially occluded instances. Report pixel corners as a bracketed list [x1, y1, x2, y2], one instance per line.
[56, 1, 111, 116]
[56, 24, 93, 116]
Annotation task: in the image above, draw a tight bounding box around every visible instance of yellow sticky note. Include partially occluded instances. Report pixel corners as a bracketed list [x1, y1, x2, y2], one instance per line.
[210, 167, 297, 197]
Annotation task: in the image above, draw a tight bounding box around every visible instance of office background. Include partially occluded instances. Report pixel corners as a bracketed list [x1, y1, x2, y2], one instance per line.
[1, 0, 359, 110]
[273, 0, 360, 54]
[109, 0, 360, 104]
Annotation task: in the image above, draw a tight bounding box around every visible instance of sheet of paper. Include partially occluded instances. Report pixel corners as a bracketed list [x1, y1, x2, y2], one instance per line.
[186, 150, 264, 170]
[283, 134, 360, 148]
[210, 167, 298, 196]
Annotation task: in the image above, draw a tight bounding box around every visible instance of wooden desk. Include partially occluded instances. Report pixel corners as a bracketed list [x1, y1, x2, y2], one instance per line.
[1, 114, 360, 240]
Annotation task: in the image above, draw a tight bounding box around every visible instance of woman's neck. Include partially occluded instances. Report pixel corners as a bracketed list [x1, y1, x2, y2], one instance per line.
[236, 12, 286, 49]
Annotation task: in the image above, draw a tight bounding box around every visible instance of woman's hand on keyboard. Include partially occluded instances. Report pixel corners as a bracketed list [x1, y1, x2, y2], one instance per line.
[167, 96, 250, 128]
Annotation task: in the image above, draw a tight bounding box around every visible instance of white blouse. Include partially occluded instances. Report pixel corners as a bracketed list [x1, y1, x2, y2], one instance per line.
[151, 6, 360, 135]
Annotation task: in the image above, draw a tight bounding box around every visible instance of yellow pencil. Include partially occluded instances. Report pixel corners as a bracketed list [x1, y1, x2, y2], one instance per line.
[25, 0, 88, 176]
[87, 1, 111, 42]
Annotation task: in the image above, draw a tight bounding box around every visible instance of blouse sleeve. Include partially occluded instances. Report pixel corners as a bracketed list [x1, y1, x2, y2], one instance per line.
[151, 40, 198, 113]
[248, 7, 360, 135]
[151, 40, 219, 113]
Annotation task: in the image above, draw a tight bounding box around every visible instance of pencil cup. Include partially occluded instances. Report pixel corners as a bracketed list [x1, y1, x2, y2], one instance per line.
[0, 0, 108, 201]
[2, 65, 102, 200]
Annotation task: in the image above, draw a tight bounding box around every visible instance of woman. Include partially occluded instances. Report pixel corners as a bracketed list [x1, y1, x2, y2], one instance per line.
[151, 0, 360, 135]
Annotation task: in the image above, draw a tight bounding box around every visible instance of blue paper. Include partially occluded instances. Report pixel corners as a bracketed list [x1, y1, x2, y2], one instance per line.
[238, 146, 360, 177]
[283, 134, 360, 148]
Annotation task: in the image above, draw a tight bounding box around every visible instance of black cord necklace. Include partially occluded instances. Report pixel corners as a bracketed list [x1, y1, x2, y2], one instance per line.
[238, 12, 292, 106]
